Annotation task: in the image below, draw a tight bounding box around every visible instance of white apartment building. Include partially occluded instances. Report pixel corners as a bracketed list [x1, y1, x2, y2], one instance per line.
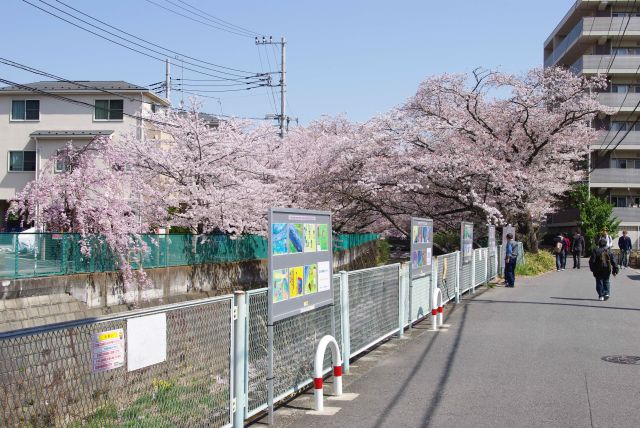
[0, 81, 169, 230]
[545, 0, 640, 247]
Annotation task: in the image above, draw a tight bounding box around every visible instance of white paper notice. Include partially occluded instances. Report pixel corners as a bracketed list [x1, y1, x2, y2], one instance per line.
[91, 328, 125, 373]
[426, 248, 432, 266]
[127, 313, 167, 371]
[317, 261, 331, 292]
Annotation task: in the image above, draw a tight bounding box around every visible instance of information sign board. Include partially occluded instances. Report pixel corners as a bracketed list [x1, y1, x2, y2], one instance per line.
[461, 222, 474, 265]
[268, 208, 333, 322]
[488, 225, 496, 256]
[410, 217, 433, 279]
[91, 328, 125, 373]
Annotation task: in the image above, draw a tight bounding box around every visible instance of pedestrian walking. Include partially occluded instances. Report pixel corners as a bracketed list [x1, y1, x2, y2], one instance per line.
[572, 230, 585, 269]
[589, 238, 619, 301]
[553, 232, 565, 271]
[504, 233, 518, 287]
[562, 233, 571, 269]
[618, 230, 632, 269]
[602, 229, 613, 249]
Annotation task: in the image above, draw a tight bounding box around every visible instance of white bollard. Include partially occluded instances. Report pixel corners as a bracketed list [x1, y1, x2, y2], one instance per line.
[431, 287, 443, 331]
[313, 335, 343, 411]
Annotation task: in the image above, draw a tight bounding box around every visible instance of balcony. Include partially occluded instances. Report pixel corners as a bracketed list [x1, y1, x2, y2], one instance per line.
[613, 207, 640, 223]
[590, 168, 640, 187]
[573, 55, 640, 75]
[545, 17, 640, 68]
[597, 92, 640, 112]
[594, 131, 640, 148]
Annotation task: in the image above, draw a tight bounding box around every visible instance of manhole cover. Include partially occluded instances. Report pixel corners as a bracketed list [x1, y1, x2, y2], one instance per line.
[601, 355, 640, 365]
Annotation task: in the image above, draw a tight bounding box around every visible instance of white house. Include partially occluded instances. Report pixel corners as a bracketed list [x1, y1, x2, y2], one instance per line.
[0, 81, 169, 230]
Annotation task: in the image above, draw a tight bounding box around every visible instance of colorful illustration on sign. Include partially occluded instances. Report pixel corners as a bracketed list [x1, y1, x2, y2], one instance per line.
[426, 248, 432, 266]
[91, 329, 125, 373]
[412, 226, 419, 243]
[317, 261, 331, 292]
[422, 226, 431, 243]
[289, 266, 304, 298]
[422, 250, 428, 267]
[304, 223, 317, 253]
[317, 224, 329, 251]
[463, 224, 473, 240]
[272, 223, 288, 256]
[304, 264, 318, 294]
[272, 269, 289, 303]
[411, 250, 419, 269]
[289, 224, 304, 253]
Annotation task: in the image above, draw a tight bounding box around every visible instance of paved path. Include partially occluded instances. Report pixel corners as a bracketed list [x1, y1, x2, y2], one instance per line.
[270, 264, 640, 427]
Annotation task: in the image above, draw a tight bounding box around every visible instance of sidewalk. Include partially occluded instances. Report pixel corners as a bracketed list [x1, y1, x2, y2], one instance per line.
[260, 265, 640, 427]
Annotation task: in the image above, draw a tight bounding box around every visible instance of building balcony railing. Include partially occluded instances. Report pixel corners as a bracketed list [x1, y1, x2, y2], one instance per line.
[572, 55, 640, 75]
[597, 92, 640, 112]
[590, 168, 640, 186]
[613, 207, 640, 223]
[545, 17, 640, 68]
[595, 130, 640, 148]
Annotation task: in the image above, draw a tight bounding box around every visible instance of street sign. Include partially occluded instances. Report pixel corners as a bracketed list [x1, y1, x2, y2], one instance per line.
[268, 208, 333, 322]
[461, 222, 474, 265]
[410, 217, 433, 279]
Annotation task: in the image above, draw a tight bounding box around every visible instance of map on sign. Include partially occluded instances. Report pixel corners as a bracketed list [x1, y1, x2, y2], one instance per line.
[410, 217, 433, 279]
[461, 222, 474, 265]
[269, 209, 333, 322]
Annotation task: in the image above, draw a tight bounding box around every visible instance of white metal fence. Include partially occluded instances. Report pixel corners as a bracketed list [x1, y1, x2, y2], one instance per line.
[0, 246, 506, 427]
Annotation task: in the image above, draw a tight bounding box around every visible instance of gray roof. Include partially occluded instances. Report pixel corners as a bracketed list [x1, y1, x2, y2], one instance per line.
[30, 130, 114, 138]
[0, 81, 148, 92]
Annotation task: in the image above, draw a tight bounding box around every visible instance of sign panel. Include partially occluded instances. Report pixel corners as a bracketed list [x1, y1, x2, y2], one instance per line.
[269, 208, 333, 322]
[461, 222, 474, 265]
[410, 217, 433, 279]
[488, 225, 497, 256]
[91, 328, 125, 373]
[502, 224, 516, 246]
[127, 313, 167, 371]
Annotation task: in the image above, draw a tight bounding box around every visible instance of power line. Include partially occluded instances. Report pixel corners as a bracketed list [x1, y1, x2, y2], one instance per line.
[51, 0, 261, 76]
[143, 0, 254, 38]
[0, 57, 162, 106]
[172, 84, 268, 94]
[22, 0, 269, 82]
[171, 0, 263, 36]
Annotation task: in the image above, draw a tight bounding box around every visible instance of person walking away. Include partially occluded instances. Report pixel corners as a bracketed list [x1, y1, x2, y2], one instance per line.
[562, 233, 571, 269]
[572, 230, 585, 269]
[504, 233, 518, 287]
[589, 238, 619, 301]
[553, 233, 564, 271]
[618, 230, 632, 269]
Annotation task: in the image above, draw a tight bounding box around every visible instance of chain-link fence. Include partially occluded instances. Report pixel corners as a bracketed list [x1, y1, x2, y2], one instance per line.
[0, 296, 233, 428]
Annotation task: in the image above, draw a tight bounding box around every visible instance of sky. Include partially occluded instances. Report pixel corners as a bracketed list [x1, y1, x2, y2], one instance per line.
[1, 0, 575, 124]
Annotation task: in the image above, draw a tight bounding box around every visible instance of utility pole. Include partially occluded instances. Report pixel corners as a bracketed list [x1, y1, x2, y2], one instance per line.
[256, 36, 288, 138]
[165, 58, 171, 102]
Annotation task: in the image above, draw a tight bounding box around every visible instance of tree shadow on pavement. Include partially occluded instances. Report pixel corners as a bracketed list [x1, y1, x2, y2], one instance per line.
[470, 299, 640, 312]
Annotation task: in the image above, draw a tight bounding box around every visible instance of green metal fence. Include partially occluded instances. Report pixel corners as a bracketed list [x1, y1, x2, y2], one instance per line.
[0, 232, 379, 280]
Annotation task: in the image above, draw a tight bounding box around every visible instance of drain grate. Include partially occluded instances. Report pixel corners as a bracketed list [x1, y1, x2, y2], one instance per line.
[601, 355, 640, 365]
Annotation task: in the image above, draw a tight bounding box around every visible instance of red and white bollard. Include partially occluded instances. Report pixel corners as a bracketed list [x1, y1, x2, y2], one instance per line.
[313, 335, 343, 411]
[431, 287, 443, 331]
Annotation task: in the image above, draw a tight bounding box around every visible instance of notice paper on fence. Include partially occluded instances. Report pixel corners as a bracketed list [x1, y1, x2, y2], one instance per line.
[127, 313, 167, 371]
[91, 328, 125, 373]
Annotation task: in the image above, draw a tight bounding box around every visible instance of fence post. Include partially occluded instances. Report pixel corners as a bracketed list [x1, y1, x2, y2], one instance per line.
[339, 271, 350, 373]
[455, 251, 461, 304]
[430, 256, 438, 318]
[398, 264, 405, 338]
[61, 234, 68, 274]
[13, 233, 19, 277]
[471, 250, 476, 294]
[233, 291, 247, 428]
[485, 248, 490, 286]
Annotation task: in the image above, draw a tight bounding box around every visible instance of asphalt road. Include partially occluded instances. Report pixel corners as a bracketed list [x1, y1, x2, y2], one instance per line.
[271, 264, 640, 428]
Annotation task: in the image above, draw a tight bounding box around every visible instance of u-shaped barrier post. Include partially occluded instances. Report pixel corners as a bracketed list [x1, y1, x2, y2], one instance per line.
[313, 335, 343, 411]
[431, 287, 443, 331]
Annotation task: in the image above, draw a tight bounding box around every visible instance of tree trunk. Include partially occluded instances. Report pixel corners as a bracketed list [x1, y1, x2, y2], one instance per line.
[517, 212, 539, 253]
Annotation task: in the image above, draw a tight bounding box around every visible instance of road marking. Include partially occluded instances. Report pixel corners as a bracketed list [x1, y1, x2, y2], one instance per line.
[306, 406, 341, 416]
[328, 393, 359, 401]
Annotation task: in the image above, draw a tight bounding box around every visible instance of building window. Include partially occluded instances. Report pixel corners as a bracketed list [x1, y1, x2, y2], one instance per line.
[611, 196, 628, 207]
[611, 121, 628, 131]
[8, 151, 36, 172]
[94, 99, 124, 120]
[611, 158, 638, 168]
[54, 150, 70, 173]
[11, 100, 39, 121]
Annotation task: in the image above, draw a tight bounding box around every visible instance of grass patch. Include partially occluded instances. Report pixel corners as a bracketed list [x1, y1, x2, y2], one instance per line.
[515, 251, 555, 276]
[376, 239, 391, 265]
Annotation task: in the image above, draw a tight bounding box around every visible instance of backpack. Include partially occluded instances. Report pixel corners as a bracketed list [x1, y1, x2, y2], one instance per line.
[554, 241, 563, 254]
[590, 248, 614, 276]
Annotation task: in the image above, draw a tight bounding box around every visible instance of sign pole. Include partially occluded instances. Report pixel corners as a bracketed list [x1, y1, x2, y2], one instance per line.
[267, 210, 275, 426]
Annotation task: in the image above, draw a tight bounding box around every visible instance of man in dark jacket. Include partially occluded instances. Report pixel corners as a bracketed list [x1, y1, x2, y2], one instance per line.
[589, 238, 619, 301]
[572, 230, 585, 269]
[618, 230, 632, 269]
